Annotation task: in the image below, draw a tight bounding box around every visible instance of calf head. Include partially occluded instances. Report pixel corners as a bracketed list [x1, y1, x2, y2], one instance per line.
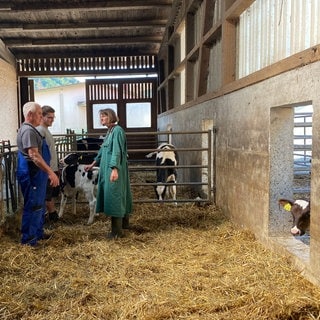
[60, 153, 80, 166]
[278, 198, 310, 236]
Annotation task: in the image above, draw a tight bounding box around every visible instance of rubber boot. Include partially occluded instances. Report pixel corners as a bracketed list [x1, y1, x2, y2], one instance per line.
[49, 211, 59, 222]
[122, 214, 130, 229]
[107, 217, 123, 239]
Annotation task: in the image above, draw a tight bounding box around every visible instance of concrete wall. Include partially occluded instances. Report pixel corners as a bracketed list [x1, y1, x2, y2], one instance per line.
[158, 60, 320, 284]
[0, 58, 18, 144]
[35, 83, 86, 134]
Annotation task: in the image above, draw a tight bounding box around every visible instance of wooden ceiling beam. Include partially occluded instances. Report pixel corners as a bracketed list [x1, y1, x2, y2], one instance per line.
[225, 0, 255, 20]
[0, 20, 168, 32]
[15, 48, 159, 59]
[6, 36, 163, 47]
[0, 1, 173, 12]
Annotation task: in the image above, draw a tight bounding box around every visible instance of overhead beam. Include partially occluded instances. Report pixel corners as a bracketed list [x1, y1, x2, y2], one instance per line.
[5, 36, 163, 47]
[0, 20, 168, 32]
[0, 0, 173, 12]
[225, 0, 255, 20]
[15, 48, 160, 60]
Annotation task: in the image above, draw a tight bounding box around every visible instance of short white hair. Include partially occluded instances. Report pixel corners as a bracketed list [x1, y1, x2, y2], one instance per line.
[23, 101, 41, 118]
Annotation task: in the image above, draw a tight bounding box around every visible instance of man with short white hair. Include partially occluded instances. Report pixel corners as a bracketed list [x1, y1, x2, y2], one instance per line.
[16, 101, 59, 247]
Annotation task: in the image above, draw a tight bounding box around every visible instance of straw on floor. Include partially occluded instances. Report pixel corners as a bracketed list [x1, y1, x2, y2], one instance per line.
[1, 199, 320, 320]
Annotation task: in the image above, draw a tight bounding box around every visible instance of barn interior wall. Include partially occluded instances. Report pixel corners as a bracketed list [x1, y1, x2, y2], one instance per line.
[269, 107, 295, 235]
[158, 60, 320, 284]
[0, 58, 18, 144]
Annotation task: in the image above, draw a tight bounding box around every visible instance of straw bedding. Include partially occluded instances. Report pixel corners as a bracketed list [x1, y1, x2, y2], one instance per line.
[1, 201, 320, 319]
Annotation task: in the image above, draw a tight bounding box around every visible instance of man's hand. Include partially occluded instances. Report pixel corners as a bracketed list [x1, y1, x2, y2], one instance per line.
[48, 171, 59, 187]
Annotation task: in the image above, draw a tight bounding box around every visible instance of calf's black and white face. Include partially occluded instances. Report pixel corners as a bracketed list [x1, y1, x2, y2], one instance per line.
[60, 153, 80, 166]
[279, 199, 310, 236]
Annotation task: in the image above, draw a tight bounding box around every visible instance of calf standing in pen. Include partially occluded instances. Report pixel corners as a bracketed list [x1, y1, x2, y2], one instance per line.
[76, 137, 103, 164]
[59, 153, 99, 224]
[146, 143, 178, 202]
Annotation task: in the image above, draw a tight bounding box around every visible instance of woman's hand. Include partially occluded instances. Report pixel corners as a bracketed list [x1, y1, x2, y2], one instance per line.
[84, 162, 95, 172]
[110, 168, 118, 182]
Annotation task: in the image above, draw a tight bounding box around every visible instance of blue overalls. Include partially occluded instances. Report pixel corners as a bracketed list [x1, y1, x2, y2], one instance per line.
[17, 134, 51, 246]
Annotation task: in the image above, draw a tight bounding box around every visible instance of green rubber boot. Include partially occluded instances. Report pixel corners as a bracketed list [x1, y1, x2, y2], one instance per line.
[107, 217, 124, 239]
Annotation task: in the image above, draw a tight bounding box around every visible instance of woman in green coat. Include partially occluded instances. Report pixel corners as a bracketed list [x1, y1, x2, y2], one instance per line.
[85, 108, 132, 239]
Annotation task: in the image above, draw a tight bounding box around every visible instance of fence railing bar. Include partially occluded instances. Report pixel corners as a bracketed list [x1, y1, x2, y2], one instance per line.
[128, 147, 209, 153]
[133, 199, 211, 203]
[1, 130, 216, 216]
[129, 164, 208, 170]
[131, 182, 208, 186]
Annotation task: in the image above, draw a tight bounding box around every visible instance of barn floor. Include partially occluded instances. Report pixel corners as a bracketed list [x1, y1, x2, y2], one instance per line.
[1, 201, 320, 320]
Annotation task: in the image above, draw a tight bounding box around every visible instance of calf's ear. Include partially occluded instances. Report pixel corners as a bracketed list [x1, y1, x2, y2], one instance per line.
[278, 199, 292, 211]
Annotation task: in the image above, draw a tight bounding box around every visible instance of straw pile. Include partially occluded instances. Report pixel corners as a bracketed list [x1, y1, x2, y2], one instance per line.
[1, 199, 320, 320]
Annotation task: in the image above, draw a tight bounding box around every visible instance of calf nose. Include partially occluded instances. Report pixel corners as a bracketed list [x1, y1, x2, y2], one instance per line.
[290, 226, 300, 236]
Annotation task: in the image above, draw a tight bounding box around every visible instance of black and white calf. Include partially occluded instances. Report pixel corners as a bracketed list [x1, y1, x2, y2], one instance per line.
[59, 153, 99, 224]
[146, 143, 178, 201]
[278, 198, 310, 236]
[76, 137, 103, 164]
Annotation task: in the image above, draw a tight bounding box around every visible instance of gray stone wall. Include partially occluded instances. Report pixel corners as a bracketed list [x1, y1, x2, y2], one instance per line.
[158, 60, 320, 284]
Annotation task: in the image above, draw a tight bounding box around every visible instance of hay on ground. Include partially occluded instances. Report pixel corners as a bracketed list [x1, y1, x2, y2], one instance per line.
[1, 201, 320, 319]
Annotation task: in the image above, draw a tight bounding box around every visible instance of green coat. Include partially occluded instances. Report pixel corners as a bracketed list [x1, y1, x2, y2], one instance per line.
[94, 125, 132, 217]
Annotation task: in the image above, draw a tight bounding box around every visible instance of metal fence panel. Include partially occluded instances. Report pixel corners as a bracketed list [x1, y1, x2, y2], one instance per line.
[0, 130, 216, 219]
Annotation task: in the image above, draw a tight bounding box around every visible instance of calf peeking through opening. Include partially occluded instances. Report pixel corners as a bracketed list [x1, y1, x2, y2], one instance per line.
[278, 198, 310, 236]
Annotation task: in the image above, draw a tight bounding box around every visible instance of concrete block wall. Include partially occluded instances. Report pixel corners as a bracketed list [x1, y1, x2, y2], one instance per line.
[158, 60, 320, 284]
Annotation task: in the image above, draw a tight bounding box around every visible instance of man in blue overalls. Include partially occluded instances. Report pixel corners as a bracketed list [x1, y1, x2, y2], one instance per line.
[17, 102, 59, 247]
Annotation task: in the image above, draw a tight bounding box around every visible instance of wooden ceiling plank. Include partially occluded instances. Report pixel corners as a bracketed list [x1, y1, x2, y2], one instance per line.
[0, 20, 168, 32]
[0, 0, 174, 12]
[0, 0, 175, 59]
[5, 36, 163, 47]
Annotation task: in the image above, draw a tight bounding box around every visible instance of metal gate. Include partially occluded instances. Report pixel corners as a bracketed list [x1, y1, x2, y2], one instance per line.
[127, 130, 215, 204]
[293, 110, 312, 195]
[0, 129, 216, 218]
[54, 129, 216, 204]
[0, 141, 19, 221]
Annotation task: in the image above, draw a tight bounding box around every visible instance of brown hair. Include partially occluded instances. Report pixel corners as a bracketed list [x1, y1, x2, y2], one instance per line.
[42, 105, 55, 116]
[99, 108, 119, 123]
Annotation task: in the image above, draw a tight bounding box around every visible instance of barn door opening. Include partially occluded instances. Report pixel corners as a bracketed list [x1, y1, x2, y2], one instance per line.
[85, 78, 158, 160]
[19, 77, 35, 122]
[269, 102, 312, 240]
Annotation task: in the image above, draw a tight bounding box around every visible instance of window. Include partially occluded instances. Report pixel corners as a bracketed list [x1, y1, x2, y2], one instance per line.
[126, 102, 151, 128]
[92, 103, 117, 129]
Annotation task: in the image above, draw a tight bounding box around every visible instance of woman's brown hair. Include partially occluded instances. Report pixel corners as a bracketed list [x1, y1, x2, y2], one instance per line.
[99, 108, 119, 123]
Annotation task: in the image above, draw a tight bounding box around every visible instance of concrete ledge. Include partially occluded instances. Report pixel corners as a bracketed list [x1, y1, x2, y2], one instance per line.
[267, 235, 319, 286]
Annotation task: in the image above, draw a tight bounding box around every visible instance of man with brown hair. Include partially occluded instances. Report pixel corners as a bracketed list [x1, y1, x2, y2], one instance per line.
[37, 105, 60, 223]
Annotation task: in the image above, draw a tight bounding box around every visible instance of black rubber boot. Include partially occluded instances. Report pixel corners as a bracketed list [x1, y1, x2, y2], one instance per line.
[122, 215, 130, 229]
[107, 217, 124, 239]
[49, 211, 59, 222]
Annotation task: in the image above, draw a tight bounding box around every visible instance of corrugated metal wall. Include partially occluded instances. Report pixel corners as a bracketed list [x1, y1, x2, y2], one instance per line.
[238, 0, 320, 78]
